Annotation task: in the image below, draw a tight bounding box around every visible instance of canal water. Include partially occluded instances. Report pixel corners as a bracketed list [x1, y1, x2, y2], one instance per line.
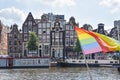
[0, 67, 120, 80]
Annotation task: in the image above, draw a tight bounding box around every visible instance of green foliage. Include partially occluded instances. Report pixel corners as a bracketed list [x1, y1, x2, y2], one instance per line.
[27, 32, 39, 50]
[73, 38, 82, 52]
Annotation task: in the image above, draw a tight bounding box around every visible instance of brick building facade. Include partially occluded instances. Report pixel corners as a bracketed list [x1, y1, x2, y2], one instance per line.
[8, 24, 22, 57]
[22, 12, 38, 57]
[0, 21, 9, 55]
[7, 12, 116, 59]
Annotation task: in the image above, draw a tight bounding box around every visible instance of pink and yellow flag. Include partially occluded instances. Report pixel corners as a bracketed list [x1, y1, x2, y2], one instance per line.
[75, 26, 120, 54]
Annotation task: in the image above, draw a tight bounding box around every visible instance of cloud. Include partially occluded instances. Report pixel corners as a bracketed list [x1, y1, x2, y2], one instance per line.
[41, 0, 75, 7]
[33, 11, 43, 19]
[0, 7, 25, 27]
[13, 0, 76, 7]
[15, 0, 76, 7]
[99, 0, 120, 13]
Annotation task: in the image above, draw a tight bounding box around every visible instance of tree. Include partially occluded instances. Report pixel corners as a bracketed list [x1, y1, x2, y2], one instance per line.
[27, 32, 39, 51]
[73, 38, 82, 58]
[73, 38, 81, 52]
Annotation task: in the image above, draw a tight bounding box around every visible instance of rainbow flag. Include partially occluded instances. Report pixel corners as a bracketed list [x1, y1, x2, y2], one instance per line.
[75, 26, 120, 54]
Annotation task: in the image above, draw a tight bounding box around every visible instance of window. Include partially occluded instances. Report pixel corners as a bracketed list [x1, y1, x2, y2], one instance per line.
[66, 31, 69, 37]
[45, 45, 49, 54]
[70, 31, 74, 36]
[52, 39, 54, 45]
[66, 25, 69, 30]
[61, 21, 65, 26]
[46, 29, 50, 34]
[47, 23, 50, 28]
[39, 45, 41, 48]
[14, 41, 17, 45]
[38, 29, 42, 34]
[47, 39, 50, 42]
[19, 41, 21, 45]
[24, 38, 27, 41]
[43, 23, 46, 28]
[52, 33, 54, 37]
[19, 48, 22, 52]
[43, 36, 46, 40]
[33, 27, 37, 32]
[28, 21, 32, 26]
[25, 22, 27, 25]
[9, 41, 12, 45]
[66, 39, 69, 45]
[55, 41, 58, 45]
[24, 27, 27, 33]
[70, 26, 74, 30]
[60, 32, 63, 38]
[47, 35, 50, 39]
[33, 22, 35, 25]
[20, 35, 22, 38]
[43, 31, 46, 33]
[39, 36, 42, 41]
[24, 34, 27, 41]
[14, 47, 17, 52]
[13, 28, 16, 33]
[28, 21, 32, 31]
[38, 23, 42, 28]
[56, 27, 59, 31]
[70, 39, 74, 45]
[24, 34, 27, 38]
[55, 33, 59, 38]
[60, 39, 63, 45]
[10, 47, 12, 52]
[42, 29, 46, 34]
[14, 35, 17, 38]
[9, 34, 12, 38]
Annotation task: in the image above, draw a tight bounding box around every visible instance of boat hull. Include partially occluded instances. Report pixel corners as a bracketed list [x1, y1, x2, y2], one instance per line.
[57, 62, 100, 67]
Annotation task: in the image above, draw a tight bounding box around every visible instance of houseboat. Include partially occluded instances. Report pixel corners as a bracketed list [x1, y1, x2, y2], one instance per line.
[0, 56, 50, 68]
[57, 59, 119, 67]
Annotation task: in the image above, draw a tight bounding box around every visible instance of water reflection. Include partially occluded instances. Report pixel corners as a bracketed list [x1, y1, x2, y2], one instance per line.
[0, 67, 120, 80]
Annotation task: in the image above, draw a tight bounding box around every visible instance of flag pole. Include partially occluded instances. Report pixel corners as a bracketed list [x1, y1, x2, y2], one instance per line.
[83, 54, 93, 80]
[77, 38, 93, 80]
[75, 26, 93, 80]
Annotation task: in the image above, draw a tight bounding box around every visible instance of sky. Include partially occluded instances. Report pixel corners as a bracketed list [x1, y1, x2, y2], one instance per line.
[0, 0, 120, 30]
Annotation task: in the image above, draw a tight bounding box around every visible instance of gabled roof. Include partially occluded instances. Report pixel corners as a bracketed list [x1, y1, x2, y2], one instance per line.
[23, 12, 36, 23]
[9, 24, 20, 34]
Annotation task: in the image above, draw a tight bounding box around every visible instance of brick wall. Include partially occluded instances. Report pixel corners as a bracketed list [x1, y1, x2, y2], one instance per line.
[0, 22, 8, 55]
